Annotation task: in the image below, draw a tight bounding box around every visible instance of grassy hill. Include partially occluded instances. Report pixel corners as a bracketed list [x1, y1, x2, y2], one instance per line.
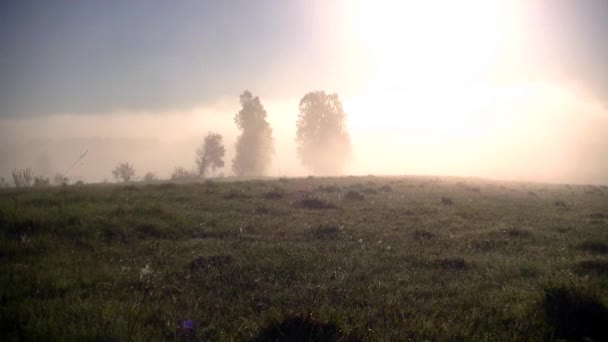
[1, 176, 607, 340]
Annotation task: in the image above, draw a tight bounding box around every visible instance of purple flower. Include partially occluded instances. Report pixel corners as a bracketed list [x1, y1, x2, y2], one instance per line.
[183, 319, 193, 330]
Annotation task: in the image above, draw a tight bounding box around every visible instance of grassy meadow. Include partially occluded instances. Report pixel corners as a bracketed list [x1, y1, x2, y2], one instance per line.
[1, 176, 607, 340]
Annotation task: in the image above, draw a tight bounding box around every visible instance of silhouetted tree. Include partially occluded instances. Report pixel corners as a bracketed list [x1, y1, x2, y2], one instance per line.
[296, 91, 352, 174]
[12, 168, 34, 188]
[196, 132, 225, 177]
[53, 173, 69, 186]
[112, 163, 135, 182]
[232, 91, 274, 177]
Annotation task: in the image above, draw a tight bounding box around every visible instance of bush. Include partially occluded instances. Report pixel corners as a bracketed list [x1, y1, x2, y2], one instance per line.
[344, 190, 364, 201]
[143, 172, 158, 183]
[298, 198, 335, 209]
[441, 197, 453, 205]
[170, 167, 197, 182]
[33, 176, 50, 187]
[265, 187, 286, 199]
[543, 285, 608, 341]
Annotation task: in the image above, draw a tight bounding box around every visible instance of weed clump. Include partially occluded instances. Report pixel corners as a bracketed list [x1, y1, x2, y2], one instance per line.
[255, 314, 343, 342]
[312, 226, 340, 240]
[433, 257, 467, 270]
[315, 185, 340, 193]
[576, 259, 608, 276]
[265, 187, 286, 199]
[379, 185, 392, 192]
[543, 285, 608, 341]
[553, 200, 568, 208]
[440, 197, 453, 205]
[505, 228, 532, 238]
[345, 190, 365, 201]
[224, 189, 251, 200]
[188, 255, 233, 272]
[578, 241, 608, 254]
[413, 230, 435, 240]
[298, 198, 335, 209]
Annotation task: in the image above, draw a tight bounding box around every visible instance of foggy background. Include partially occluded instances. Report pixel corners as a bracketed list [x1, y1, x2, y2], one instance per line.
[1, 0, 607, 185]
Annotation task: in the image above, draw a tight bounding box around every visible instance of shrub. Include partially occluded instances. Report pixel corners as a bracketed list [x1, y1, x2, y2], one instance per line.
[255, 314, 343, 342]
[170, 167, 197, 182]
[298, 198, 335, 209]
[379, 185, 392, 192]
[265, 187, 286, 199]
[33, 176, 50, 187]
[441, 197, 453, 205]
[344, 190, 364, 201]
[543, 285, 608, 341]
[143, 172, 157, 183]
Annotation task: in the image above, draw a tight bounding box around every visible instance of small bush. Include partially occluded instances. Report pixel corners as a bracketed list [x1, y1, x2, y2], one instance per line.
[578, 241, 608, 254]
[553, 200, 567, 208]
[543, 285, 608, 341]
[315, 185, 340, 193]
[298, 198, 335, 209]
[188, 255, 233, 272]
[265, 187, 286, 199]
[576, 259, 608, 276]
[433, 257, 467, 270]
[505, 228, 532, 238]
[379, 185, 392, 192]
[255, 314, 343, 342]
[413, 230, 435, 240]
[312, 226, 340, 240]
[441, 197, 453, 205]
[345, 190, 365, 201]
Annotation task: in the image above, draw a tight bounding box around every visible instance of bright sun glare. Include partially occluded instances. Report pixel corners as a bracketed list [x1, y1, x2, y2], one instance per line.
[348, 0, 522, 132]
[357, 0, 514, 89]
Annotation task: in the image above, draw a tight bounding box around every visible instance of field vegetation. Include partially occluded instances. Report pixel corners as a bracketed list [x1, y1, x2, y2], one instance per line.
[1, 176, 607, 340]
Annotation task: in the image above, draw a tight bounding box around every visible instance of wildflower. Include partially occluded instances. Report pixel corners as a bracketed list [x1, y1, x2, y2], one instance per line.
[183, 319, 193, 329]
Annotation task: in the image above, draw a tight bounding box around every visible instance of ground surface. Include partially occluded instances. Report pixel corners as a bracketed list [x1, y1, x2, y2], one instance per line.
[1, 176, 607, 340]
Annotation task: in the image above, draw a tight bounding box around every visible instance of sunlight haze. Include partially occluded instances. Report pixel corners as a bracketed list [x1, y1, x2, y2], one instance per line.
[1, 0, 607, 184]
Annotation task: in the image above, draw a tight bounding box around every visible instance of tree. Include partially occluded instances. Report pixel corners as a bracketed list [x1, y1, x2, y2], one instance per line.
[112, 163, 135, 182]
[196, 132, 226, 177]
[12, 168, 34, 188]
[232, 91, 274, 177]
[53, 173, 69, 186]
[296, 91, 352, 174]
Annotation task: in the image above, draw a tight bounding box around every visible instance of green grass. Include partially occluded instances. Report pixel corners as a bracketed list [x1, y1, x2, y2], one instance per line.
[1, 176, 607, 340]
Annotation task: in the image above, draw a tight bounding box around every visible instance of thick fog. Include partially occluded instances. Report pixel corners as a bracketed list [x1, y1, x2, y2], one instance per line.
[1, 84, 607, 185]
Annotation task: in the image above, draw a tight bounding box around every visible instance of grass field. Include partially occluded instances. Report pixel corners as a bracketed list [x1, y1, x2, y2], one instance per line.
[1, 176, 607, 340]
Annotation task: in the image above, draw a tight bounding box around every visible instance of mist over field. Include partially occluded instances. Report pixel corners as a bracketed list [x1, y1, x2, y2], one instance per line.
[1, 0, 608, 185]
[1, 90, 607, 184]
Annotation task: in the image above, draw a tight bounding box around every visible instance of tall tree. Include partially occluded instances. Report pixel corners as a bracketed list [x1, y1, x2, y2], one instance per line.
[196, 132, 226, 177]
[296, 91, 352, 175]
[232, 91, 274, 177]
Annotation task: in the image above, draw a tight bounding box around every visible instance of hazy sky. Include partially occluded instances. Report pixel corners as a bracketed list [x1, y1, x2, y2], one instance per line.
[1, 0, 607, 184]
[0, 0, 366, 117]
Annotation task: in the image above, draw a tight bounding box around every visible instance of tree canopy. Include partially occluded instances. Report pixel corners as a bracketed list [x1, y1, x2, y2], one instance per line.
[232, 91, 274, 177]
[112, 162, 135, 182]
[196, 132, 225, 177]
[296, 91, 352, 175]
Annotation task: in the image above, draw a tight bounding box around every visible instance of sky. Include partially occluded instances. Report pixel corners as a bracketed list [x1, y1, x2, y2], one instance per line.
[1, 0, 607, 184]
